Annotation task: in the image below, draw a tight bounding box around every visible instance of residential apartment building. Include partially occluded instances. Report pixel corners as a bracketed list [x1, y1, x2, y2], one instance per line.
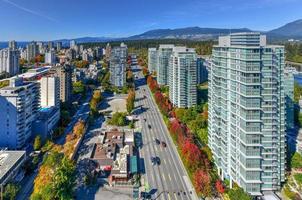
[56, 65, 73, 103]
[8, 40, 17, 50]
[109, 43, 127, 87]
[26, 42, 38, 62]
[168, 46, 197, 108]
[45, 50, 56, 64]
[0, 78, 40, 149]
[0, 48, 20, 76]
[208, 33, 286, 196]
[157, 44, 174, 85]
[197, 57, 209, 84]
[148, 48, 157, 72]
[105, 43, 111, 60]
[284, 67, 295, 130]
[56, 42, 62, 52]
[40, 76, 60, 108]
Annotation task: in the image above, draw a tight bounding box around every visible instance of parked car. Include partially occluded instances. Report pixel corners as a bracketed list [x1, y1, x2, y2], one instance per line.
[148, 124, 151, 129]
[154, 138, 160, 145]
[161, 141, 167, 148]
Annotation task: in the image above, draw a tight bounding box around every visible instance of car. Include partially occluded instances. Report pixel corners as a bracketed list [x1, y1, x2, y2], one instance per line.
[151, 157, 157, 165]
[144, 95, 146, 98]
[144, 118, 147, 122]
[161, 141, 167, 147]
[155, 157, 161, 165]
[154, 138, 160, 145]
[148, 124, 151, 129]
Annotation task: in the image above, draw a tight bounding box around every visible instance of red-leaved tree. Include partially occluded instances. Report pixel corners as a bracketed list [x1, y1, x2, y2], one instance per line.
[193, 169, 212, 197]
[215, 180, 225, 194]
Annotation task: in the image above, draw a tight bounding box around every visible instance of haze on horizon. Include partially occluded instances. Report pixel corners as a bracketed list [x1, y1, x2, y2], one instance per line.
[0, 0, 301, 41]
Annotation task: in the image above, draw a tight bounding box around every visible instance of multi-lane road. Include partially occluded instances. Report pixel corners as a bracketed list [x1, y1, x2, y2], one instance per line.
[132, 63, 198, 200]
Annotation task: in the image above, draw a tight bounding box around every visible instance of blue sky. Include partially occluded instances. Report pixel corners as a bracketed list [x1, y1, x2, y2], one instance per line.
[0, 0, 301, 41]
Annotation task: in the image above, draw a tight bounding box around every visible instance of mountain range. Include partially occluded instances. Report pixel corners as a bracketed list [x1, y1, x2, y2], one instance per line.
[0, 19, 301, 48]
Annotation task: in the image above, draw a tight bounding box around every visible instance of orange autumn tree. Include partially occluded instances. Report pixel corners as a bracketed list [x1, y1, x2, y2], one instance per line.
[193, 169, 211, 197]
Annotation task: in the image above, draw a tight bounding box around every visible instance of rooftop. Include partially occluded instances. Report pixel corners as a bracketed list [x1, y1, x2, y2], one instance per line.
[0, 151, 26, 184]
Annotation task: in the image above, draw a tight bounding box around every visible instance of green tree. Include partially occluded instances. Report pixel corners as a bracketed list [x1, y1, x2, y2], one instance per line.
[72, 81, 85, 95]
[228, 187, 252, 200]
[108, 112, 128, 126]
[33, 135, 42, 151]
[53, 157, 76, 200]
[291, 152, 302, 169]
[3, 183, 20, 200]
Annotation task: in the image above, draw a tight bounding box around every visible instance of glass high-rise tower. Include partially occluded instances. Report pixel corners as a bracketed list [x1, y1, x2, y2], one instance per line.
[168, 46, 197, 108]
[208, 32, 286, 195]
[157, 44, 174, 85]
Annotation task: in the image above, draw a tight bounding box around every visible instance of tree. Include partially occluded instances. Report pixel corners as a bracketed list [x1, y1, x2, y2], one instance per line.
[182, 139, 202, 171]
[126, 89, 135, 114]
[291, 152, 302, 169]
[215, 180, 225, 194]
[3, 183, 20, 200]
[34, 135, 42, 151]
[228, 187, 252, 200]
[73, 81, 85, 95]
[53, 157, 76, 200]
[108, 112, 128, 126]
[193, 169, 211, 197]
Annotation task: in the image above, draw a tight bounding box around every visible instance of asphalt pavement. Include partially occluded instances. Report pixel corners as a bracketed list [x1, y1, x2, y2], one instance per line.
[133, 64, 198, 200]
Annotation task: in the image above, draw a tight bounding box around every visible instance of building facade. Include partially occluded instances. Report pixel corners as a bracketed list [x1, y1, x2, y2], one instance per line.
[45, 50, 56, 64]
[0, 48, 20, 76]
[8, 40, 17, 50]
[40, 76, 60, 108]
[197, 57, 209, 84]
[284, 67, 295, 130]
[57, 65, 72, 103]
[0, 78, 40, 149]
[148, 48, 157, 72]
[169, 46, 197, 108]
[109, 43, 127, 87]
[26, 42, 38, 62]
[208, 33, 286, 195]
[157, 44, 174, 85]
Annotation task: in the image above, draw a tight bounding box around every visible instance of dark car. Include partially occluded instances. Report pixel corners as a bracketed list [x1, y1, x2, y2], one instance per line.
[151, 157, 157, 166]
[144, 118, 147, 122]
[156, 157, 161, 165]
[154, 138, 160, 145]
[161, 141, 167, 148]
[148, 124, 151, 129]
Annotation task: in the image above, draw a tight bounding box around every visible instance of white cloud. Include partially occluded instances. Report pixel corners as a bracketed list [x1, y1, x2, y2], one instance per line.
[2, 0, 57, 22]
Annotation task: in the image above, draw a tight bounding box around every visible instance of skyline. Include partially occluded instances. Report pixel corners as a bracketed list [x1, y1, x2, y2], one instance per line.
[0, 0, 301, 41]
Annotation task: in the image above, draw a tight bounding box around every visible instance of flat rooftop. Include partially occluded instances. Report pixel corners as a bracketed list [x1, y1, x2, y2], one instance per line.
[0, 151, 26, 184]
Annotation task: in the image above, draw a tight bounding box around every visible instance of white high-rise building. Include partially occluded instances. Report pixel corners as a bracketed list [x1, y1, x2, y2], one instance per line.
[40, 76, 60, 108]
[157, 44, 174, 85]
[8, 40, 17, 50]
[26, 42, 38, 62]
[208, 33, 286, 195]
[0, 78, 40, 149]
[168, 46, 197, 108]
[0, 48, 20, 76]
[45, 50, 56, 64]
[70, 40, 76, 49]
[148, 48, 157, 72]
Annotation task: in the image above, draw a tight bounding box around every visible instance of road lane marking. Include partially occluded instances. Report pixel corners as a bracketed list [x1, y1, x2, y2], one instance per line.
[168, 193, 171, 200]
[168, 174, 172, 181]
[162, 174, 166, 182]
[164, 159, 167, 165]
[174, 193, 177, 200]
